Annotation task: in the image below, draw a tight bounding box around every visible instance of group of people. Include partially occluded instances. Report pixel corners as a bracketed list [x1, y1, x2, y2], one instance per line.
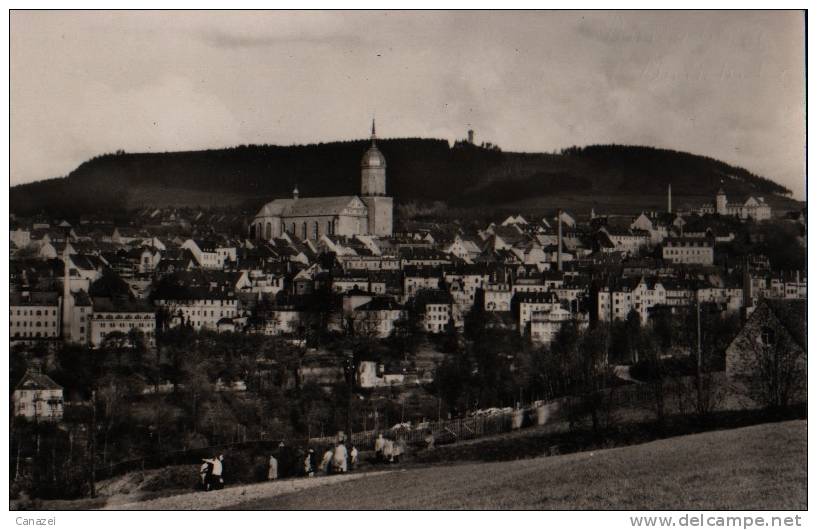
[303, 441, 359, 476]
[199, 454, 224, 491]
[196, 432, 410, 491]
[374, 433, 405, 463]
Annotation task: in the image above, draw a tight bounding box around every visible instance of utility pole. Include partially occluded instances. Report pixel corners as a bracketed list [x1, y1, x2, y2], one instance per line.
[695, 296, 703, 414]
[557, 209, 563, 272]
[89, 390, 97, 498]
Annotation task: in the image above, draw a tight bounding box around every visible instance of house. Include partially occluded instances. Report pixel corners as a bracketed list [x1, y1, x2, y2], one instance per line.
[89, 296, 157, 348]
[530, 306, 573, 346]
[251, 303, 306, 336]
[599, 227, 651, 256]
[517, 291, 561, 335]
[10, 291, 61, 342]
[13, 367, 64, 421]
[403, 267, 443, 301]
[399, 247, 451, 268]
[725, 300, 805, 404]
[630, 212, 669, 245]
[444, 235, 483, 263]
[555, 210, 576, 228]
[501, 214, 528, 226]
[111, 227, 143, 245]
[597, 277, 666, 324]
[181, 239, 236, 269]
[332, 272, 387, 295]
[415, 289, 455, 333]
[348, 297, 405, 337]
[443, 266, 490, 311]
[357, 360, 386, 388]
[484, 283, 513, 312]
[10, 227, 31, 249]
[152, 285, 238, 331]
[133, 247, 162, 274]
[662, 237, 715, 265]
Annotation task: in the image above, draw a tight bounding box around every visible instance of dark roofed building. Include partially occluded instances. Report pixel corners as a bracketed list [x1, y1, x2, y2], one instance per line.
[725, 299, 806, 406]
[13, 367, 64, 421]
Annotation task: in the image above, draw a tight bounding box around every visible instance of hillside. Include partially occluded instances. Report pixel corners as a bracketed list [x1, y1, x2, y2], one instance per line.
[56, 420, 804, 510]
[10, 140, 797, 218]
[227, 420, 806, 510]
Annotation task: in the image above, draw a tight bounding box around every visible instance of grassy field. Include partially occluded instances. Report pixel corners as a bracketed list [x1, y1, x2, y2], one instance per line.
[229, 420, 807, 510]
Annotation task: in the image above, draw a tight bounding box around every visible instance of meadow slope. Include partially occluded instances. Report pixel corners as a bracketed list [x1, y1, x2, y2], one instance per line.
[229, 420, 806, 510]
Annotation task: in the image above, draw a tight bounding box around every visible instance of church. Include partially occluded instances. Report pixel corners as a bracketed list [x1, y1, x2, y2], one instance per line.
[250, 122, 394, 241]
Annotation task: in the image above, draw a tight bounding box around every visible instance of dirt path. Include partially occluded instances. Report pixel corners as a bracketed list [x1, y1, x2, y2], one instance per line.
[105, 471, 392, 510]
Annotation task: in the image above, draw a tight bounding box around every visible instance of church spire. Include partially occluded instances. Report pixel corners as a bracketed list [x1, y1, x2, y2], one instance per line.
[371, 118, 377, 146]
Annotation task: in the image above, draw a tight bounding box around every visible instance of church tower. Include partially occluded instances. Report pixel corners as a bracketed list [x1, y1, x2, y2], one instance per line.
[360, 120, 393, 236]
[716, 186, 727, 215]
[361, 120, 387, 196]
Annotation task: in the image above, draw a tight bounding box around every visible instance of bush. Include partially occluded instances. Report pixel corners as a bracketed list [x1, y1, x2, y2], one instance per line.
[141, 465, 200, 492]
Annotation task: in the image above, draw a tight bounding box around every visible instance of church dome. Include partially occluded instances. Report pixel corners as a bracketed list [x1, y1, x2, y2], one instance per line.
[361, 145, 386, 169]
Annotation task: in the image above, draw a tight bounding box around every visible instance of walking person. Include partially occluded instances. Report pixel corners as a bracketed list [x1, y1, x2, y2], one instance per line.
[383, 437, 394, 463]
[321, 445, 334, 475]
[304, 448, 316, 477]
[393, 437, 405, 464]
[200, 459, 213, 491]
[202, 454, 224, 490]
[268, 454, 278, 481]
[350, 445, 359, 470]
[333, 441, 348, 473]
[374, 433, 385, 462]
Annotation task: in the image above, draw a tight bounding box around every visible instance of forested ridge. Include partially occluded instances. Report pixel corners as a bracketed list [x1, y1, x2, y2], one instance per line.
[10, 139, 792, 217]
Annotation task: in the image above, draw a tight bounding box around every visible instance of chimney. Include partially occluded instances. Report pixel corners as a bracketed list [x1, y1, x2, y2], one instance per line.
[557, 209, 563, 272]
[467, 129, 474, 144]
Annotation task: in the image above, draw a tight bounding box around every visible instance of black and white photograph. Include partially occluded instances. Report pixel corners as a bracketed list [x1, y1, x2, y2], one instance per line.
[6, 7, 809, 517]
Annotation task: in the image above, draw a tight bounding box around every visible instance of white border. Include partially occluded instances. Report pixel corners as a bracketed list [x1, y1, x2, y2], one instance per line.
[2, 3, 811, 527]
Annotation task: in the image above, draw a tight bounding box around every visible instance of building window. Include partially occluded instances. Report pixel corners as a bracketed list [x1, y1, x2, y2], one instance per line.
[760, 327, 776, 347]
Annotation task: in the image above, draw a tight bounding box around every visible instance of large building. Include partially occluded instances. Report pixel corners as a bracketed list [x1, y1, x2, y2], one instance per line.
[10, 291, 61, 342]
[662, 237, 715, 265]
[251, 122, 394, 241]
[698, 187, 772, 221]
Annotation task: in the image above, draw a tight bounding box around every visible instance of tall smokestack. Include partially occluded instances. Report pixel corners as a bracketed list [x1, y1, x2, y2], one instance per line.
[557, 208, 563, 272]
[61, 239, 71, 342]
[668, 183, 672, 214]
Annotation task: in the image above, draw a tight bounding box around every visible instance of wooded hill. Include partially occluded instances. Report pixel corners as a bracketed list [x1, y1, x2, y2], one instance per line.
[10, 140, 794, 218]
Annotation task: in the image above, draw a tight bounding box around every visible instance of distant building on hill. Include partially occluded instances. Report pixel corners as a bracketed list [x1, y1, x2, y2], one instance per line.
[698, 187, 772, 221]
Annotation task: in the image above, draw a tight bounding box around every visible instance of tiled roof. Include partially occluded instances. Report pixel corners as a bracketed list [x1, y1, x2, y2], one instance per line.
[10, 291, 60, 306]
[257, 196, 364, 218]
[765, 299, 806, 351]
[15, 369, 62, 391]
[92, 296, 155, 313]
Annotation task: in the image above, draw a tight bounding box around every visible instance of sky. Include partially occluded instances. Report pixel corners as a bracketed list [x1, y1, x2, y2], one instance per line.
[10, 10, 807, 198]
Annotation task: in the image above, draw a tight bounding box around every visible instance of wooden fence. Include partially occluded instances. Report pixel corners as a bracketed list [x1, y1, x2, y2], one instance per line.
[308, 399, 568, 450]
